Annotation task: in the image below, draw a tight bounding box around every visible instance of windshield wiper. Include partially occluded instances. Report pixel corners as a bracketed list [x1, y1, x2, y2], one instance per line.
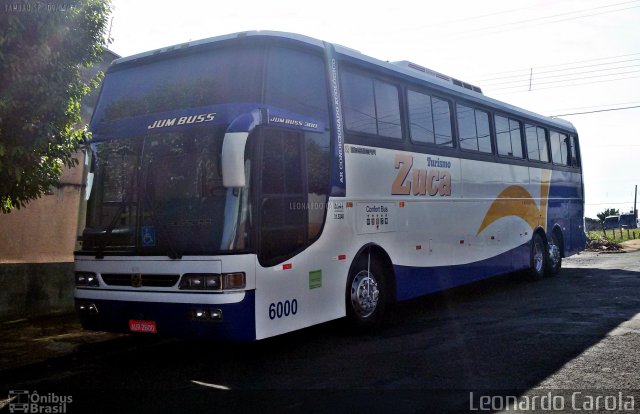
[95, 168, 138, 259]
[91, 142, 142, 259]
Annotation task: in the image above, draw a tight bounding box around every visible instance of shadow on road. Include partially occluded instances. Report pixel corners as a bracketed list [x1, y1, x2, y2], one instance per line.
[2, 257, 640, 412]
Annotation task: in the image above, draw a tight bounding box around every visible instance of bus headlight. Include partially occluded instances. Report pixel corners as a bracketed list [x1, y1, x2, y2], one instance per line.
[180, 274, 210, 289]
[179, 273, 245, 291]
[75, 272, 99, 287]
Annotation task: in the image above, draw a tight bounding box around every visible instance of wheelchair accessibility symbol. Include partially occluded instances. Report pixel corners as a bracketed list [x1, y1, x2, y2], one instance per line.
[142, 226, 156, 247]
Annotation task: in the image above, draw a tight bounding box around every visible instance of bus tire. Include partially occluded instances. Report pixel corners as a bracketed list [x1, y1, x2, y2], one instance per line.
[546, 229, 562, 277]
[346, 253, 387, 327]
[529, 233, 547, 280]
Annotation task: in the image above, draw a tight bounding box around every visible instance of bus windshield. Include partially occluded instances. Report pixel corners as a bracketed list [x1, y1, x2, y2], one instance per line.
[84, 127, 251, 256]
[93, 45, 263, 123]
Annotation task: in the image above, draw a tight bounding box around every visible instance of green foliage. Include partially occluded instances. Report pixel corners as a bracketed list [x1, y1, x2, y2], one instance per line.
[585, 217, 599, 226]
[584, 217, 600, 231]
[0, 0, 111, 213]
[588, 229, 640, 244]
[596, 208, 620, 222]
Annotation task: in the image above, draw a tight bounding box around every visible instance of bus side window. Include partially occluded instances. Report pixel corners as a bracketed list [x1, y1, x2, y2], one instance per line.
[550, 131, 569, 165]
[265, 47, 329, 123]
[525, 124, 549, 162]
[407, 90, 453, 147]
[538, 127, 549, 162]
[457, 104, 491, 153]
[569, 136, 580, 167]
[342, 70, 402, 139]
[495, 115, 523, 158]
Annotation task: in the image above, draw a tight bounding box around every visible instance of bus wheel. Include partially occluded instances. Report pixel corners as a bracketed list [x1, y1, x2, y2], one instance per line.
[346, 254, 386, 327]
[529, 233, 547, 280]
[546, 230, 562, 277]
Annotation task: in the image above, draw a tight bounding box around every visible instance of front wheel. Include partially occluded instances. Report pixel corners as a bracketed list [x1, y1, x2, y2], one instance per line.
[529, 233, 547, 280]
[346, 254, 387, 327]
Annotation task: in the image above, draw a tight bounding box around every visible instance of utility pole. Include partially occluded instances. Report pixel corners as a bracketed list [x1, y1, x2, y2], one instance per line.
[634, 184, 638, 221]
[107, 16, 114, 42]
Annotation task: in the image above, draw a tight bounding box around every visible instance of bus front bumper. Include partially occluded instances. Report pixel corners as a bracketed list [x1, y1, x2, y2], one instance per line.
[75, 290, 256, 342]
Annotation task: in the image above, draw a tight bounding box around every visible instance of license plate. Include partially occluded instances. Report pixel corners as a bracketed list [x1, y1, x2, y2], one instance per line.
[129, 320, 157, 333]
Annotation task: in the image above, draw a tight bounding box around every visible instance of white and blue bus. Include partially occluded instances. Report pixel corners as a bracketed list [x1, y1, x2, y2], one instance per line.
[75, 31, 585, 341]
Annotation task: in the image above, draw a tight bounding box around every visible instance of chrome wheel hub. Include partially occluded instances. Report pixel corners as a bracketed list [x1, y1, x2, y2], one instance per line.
[350, 270, 379, 318]
[533, 241, 544, 273]
[548, 242, 560, 268]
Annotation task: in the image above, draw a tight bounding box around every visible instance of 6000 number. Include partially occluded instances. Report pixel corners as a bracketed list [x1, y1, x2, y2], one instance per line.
[268, 299, 298, 320]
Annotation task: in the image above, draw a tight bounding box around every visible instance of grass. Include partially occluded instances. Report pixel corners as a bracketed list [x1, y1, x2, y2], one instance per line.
[587, 228, 640, 244]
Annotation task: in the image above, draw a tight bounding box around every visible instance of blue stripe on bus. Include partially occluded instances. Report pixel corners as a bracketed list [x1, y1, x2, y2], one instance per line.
[77, 290, 256, 342]
[393, 242, 531, 301]
[324, 43, 346, 197]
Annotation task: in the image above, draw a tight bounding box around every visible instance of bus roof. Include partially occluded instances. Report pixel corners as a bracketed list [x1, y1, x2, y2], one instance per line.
[111, 30, 577, 134]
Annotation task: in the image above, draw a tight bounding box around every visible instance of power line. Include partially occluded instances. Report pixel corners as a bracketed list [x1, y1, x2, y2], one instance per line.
[548, 100, 640, 113]
[488, 69, 640, 90]
[379, 0, 577, 35]
[586, 202, 638, 206]
[486, 71, 640, 92]
[388, 0, 640, 42]
[411, 1, 566, 29]
[489, 74, 640, 95]
[474, 53, 640, 81]
[550, 105, 640, 117]
[480, 60, 640, 86]
[446, 1, 640, 40]
[591, 145, 640, 148]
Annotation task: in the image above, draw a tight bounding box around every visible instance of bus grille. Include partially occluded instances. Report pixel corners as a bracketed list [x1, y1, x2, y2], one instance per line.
[101, 274, 180, 287]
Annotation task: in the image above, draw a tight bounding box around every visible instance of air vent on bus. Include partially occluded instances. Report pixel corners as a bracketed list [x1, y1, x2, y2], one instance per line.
[393, 60, 483, 94]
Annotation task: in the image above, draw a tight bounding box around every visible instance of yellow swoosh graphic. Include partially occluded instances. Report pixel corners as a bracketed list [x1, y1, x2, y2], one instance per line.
[476, 171, 551, 236]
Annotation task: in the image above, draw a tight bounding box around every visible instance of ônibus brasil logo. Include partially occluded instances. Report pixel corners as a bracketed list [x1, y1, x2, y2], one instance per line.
[7, 390, 72, 413]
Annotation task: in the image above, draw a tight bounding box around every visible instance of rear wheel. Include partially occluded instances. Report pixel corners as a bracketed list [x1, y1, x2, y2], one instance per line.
[346, 253, 387, 327]
[529, 233, 547, 280]
[546, 230, 562, 277]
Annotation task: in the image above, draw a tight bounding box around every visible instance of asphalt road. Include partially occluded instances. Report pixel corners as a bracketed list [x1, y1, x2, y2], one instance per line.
[2, 249, 640, 413]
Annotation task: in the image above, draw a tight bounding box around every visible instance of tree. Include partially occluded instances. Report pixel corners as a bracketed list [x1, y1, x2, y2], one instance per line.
[0, 0, 111, 213]
[584, 217, 600, 232]
[596, 208, 620, 222]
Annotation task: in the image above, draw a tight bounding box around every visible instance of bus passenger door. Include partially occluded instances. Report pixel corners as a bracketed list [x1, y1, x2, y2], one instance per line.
[257, 127, 307, 266]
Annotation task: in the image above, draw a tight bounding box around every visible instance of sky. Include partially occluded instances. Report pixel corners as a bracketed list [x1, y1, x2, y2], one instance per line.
[108, 0, 640, 219]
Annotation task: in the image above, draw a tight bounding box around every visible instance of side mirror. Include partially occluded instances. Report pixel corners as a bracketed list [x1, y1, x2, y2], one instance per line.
[221, 110, 263, 188]
[221, 132, 250, 187]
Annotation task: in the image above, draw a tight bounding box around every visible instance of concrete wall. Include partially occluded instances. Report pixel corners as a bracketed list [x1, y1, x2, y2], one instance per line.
[0, 263, 75, 321]
[0, 164, 84, 264]
[0, 164, 83, 321]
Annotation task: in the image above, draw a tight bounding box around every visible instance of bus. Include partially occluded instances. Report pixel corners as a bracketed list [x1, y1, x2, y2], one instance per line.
[603, 215, 620, 230]
[619, 212, 638, 229]
[74, 31, 586, 341]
